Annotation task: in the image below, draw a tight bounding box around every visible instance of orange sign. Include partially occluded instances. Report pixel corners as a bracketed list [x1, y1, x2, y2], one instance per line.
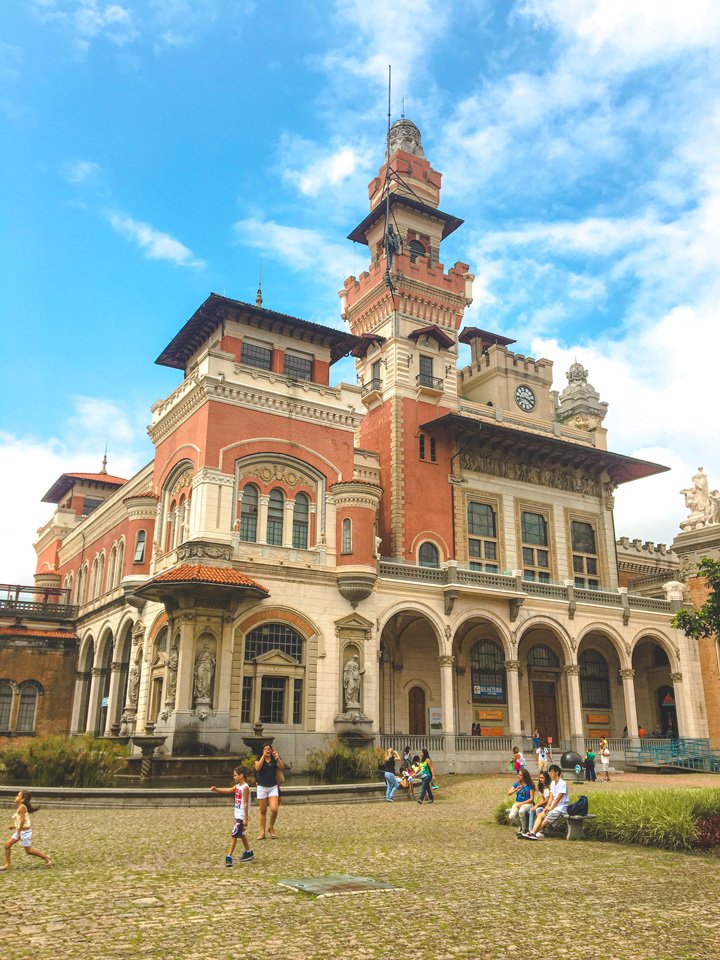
[587, 713, 609, 724]
[478, 726, 505, 737]
[476, 709, 503, 721]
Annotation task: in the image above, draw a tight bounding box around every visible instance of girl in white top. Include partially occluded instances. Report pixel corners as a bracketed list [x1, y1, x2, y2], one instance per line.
[2, 790, 52, 870]
[599, 739, 611, 782]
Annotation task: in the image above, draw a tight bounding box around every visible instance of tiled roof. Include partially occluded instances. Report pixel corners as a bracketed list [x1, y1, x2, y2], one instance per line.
[148, 564, 269, 593]
[41, 471, 128, 503]
[0, 626, 77, 639]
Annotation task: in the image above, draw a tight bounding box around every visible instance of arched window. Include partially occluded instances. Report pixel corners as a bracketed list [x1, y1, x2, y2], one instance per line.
[267, 488, 284, 545]
[107, 547, 117, 590]
[115, 541, 125, 586]
[134, 530, 147, 564]
[16, 683, 39, 733]
[244, 624, 304, 663]
[470, 640, 506, 703]
[0, 683, 13, 731]
[579, 649, 610, 708]
[528, 645, 560, 668]
[97, 554, 105, 596]
[409, 239, 425, 262]
[89, 558, 99, 601]
[418, 541, 440, 568]
[293, 494, 309, 550]
[165, 500, 176, 551]
[341, 518, 352, 554]
[154, 627, 168, 657]
[240, 484, 259, 542]
[243, 623, 305, 726]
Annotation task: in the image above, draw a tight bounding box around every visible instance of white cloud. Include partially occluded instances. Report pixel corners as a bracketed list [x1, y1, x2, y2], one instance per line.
[520, 0, 720, 68]
[0, 398, 151, 583]
[62, 159, 103, 183]
[532, 300, 720, 544]
[108, 212, 205, 267]
[281, 139, 373, 197]
[233, 217, 357, 285]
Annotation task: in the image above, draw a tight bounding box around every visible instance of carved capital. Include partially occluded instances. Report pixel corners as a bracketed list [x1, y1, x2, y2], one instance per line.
[670, 672, 683, 683]
[563, 664, 581, 676]
[504, 659, 521, 672]
[438, 654, 455, 667]
[619, 668, 635, 680]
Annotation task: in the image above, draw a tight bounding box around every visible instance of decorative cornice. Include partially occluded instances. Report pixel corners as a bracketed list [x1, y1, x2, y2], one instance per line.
[461, 444, 603, 494]
[331, 481, 383, 510]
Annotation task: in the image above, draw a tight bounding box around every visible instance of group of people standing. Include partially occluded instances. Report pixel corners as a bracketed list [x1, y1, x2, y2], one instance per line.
[381, 747, 437, 804]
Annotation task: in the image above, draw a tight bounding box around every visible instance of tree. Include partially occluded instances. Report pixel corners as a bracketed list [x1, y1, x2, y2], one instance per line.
[671, 558, 720, 639]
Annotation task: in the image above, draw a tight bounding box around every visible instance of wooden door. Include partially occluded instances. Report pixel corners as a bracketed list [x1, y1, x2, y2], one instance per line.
[533, 681, 558, 745]
[408, 686, 426, 735]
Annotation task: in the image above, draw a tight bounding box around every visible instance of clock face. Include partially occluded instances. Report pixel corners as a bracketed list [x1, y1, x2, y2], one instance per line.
[515, 384, 536, 412]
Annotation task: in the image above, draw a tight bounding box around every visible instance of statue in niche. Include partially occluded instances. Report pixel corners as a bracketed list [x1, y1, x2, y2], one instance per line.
[166, 647, 179, 701]
[193, 644, 216, 703]
[127, 661, 140, 705]
[343, 654, 364, 709]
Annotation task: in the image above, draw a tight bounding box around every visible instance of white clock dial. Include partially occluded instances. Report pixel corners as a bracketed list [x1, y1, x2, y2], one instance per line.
[515, 385, 536, 412]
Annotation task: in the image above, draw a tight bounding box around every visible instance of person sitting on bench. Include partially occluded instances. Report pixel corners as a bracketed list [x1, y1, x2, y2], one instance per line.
[521, 764, 568, 840]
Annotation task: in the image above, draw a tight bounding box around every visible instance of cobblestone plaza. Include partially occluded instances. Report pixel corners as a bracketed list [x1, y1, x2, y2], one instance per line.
[2, 775, 719, 960]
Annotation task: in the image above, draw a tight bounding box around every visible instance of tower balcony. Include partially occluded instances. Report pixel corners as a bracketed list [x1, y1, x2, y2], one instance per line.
[360, 378, 383, 404]
[416, 373, 444, 397]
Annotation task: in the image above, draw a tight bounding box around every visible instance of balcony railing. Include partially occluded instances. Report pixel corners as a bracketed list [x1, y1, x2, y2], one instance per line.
[361, 378, 382, 397]
[376, 562, 671, 613]
[0, 598, 77, 619]
[416, 373, 444, 391]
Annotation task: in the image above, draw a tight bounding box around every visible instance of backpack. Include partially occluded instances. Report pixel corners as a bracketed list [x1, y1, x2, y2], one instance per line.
[567, 796, 589, 817]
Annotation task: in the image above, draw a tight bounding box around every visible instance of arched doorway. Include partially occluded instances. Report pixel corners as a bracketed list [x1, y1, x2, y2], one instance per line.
[632, 639, 678, 738]
[94, 635, 113, 736]
[528, 644, 561, 746]
[657, 685, 678, 738]
[408, 686, 426, 735]
[452, 616, 509, 737]
[379, 610, 440, 735]
[76, 637, 95, 733]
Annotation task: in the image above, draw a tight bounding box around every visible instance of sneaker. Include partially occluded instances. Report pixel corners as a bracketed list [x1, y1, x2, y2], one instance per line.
[225, 856, 233, 867]
[535, 832, 544, 839]
[525, 833, 539, 840]
[239, 850, 254, 862]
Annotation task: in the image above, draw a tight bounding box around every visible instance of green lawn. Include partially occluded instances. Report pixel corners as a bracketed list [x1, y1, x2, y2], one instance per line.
[1, 774, 719, 960]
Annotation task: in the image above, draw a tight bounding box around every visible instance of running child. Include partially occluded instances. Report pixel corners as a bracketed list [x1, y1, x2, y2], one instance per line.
[2, 790, 52, 870]
[210, 767, 254, 865]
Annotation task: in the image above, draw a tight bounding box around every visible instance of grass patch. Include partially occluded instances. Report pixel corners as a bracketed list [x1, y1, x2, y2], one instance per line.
[1, 734, 128, 786]
[494, 786, 720, 850]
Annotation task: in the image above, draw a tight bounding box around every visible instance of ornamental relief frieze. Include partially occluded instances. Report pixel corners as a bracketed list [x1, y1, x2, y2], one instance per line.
[238, 463, 315, 489]
[459, 448, 602, 497]
[171, 469, 194, 494]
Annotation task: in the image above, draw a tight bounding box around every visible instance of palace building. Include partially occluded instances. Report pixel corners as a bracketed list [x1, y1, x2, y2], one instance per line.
[0, 120, 709, 766]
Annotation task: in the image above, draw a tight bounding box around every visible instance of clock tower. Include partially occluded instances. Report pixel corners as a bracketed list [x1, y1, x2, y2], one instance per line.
[340, 119, 474, 562]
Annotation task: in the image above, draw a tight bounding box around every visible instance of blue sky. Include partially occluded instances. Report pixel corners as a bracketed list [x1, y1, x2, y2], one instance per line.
[1, 0, 719, 581]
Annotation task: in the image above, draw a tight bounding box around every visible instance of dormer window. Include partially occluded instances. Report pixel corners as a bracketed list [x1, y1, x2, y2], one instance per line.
[241, 341, 272, 371]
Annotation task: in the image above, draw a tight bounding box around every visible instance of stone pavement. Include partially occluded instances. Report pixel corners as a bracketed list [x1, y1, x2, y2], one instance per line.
[1, 774, 719, 960]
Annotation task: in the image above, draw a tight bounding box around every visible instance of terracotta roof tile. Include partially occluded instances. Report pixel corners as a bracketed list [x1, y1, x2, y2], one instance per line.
[66, 472, 127, 485]
[0, 626, 77, 639]
[149, 564, 269, 593]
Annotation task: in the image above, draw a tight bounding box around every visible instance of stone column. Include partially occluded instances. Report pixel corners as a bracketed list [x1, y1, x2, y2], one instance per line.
[505, 660, 522, 741]
[174, 614, 197, 712]
[439, 655, 456, 737]
[620, 668, 638, 744]
[86, 667, 105, 735]
[257, 495, 269, 545]
[563, 664, 584, 754]
[105, 657, 124, 736]
[670, 672, 688, 738]
[70, 671, 89, 734]
[283, 499, 295, 548]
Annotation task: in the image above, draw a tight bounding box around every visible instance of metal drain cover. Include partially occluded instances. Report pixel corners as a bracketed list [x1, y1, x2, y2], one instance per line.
[278, 874, 398, 897]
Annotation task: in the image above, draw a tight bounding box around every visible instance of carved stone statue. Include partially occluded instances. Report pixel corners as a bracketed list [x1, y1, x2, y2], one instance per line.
[193, 644, 216, 703]
[127, 662, 140, 705]
[165, 647, 179, 702]
[343, 654, 364, 709]
[555, 361, 608, 431]
[680, 467, 720, 530]
[374, 536, 382, 559]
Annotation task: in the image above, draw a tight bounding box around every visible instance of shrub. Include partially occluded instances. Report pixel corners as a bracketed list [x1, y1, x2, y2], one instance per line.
[306, 738, 383, 782]
[494, 787, 720, 851]
[1, 734, 129, 787]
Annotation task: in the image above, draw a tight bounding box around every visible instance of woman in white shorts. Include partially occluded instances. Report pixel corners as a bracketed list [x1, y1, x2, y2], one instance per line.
[253, 743, 284, 839]
[599, 738, 611, 782]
